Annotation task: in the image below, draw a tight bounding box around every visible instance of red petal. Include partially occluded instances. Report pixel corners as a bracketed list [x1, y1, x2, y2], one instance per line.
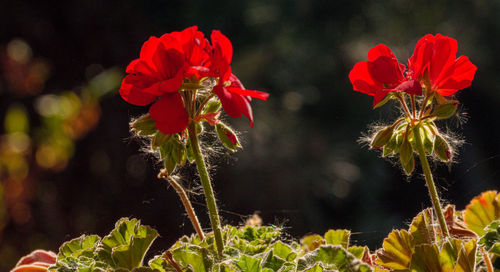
[149, 93, 189, 134]
[210, 30, 233, 80]
[349, 61, 383, 96]
[172, 26, 210, 67]
[214, 85, 254, 126]
[429, 34, 458, 83]
[151, 44, 185, 81]
[394, 79, 422, 96]
[368, 56, 404, 84]
[226, 87, 269, 100]
[409, 34, 435, 80]
[436, 56, 477, 96]
[368, 44, 397, 61]
[119, 74, 158, 106]
[373, 89, 390, 107]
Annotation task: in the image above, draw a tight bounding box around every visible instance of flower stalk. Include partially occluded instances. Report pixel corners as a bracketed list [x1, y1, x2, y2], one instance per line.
[159, 171, 205, 240]
[187, 121, 224, 256]
[413, 125, 450, 238]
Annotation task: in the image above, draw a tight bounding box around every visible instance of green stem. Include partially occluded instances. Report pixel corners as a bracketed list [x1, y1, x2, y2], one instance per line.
[413, 126, 450, 238]
[187, 121, 224, 256]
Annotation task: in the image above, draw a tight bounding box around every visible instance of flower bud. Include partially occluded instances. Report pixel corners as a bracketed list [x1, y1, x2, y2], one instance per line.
[432, 101, 458, 119]
[215, 123, 241, 152]
[151, 132, 171, 149]
[203, 99, 221, 114]
[434, 134, 452, 162]
[399, 137, 414, 175]
[382, 133, 397, 157]
[421, 125, 434, 154]
[130, 114, 157, 136]
[371, 126, 394, 148]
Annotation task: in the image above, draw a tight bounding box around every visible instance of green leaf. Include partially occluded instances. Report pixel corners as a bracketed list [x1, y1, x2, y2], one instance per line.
[324, 229, 350, 248]
[464, 190, 500, 236]
[302, 263, 324, 272]
[171, 245, 212, 272]
[272, 241, 297, 261]
[409, 244, 441, 272]
[298, 245, 372, 272]
[262, 250, 286, 271]
[301, 234, 324, 252]
[454, 240, 477, 272]
[148, 255, 169, 272]
[131, 114, 157, 136]
[348, 246, 366, 259]
[479, 221, 500, 251]
[409, 209, 436, 245]
[376, 230, 414, 270]
[98, 218, 159, 270]
[439, 239, 462, 272]
[58, 235, 100, 260]
[235, 254, 262, 272]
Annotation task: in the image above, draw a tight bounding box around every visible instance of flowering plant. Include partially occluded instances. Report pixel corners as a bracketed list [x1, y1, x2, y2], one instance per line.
[12, 31, 499, 272]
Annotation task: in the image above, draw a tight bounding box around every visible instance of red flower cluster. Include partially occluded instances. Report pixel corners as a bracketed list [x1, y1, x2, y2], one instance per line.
[120, 26, 268, 134]
[349, 34, 476, 106]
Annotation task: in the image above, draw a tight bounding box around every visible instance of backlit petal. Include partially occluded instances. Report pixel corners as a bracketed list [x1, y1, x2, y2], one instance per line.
[149, 93, 189, 134]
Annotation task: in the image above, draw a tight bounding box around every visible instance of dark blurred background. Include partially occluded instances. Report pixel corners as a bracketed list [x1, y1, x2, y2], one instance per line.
[0, 0, 499, 269]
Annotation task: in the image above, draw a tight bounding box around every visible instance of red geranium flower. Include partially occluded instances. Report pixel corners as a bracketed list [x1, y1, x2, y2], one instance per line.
[120, 27, 268, 134]
[349, 44, 422, 107]
[210, 30, 269, 126]
[408, 34, 477, 96]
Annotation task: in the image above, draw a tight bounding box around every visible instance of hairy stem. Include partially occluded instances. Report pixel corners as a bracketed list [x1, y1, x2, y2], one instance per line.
[410, 95, 416, 119]
[413, 126, 450, 238]
[480, 247, 494, 272]
[396, 93, 412, 119]
[188, 121, 224, 256]
[159, 171, 205, 240]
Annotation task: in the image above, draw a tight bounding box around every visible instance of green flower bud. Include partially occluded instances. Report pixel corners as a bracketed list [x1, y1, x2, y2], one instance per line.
[432, 101, 458, 119]
[421, 125, 434, 154]
[371, 126, 394, 148]
[434, 134, 452, 162]
[400, 137, 414, 175]
[130, 114, 157, 136]
[383, 133, 397, 157]
[203, 99, 221, 114]
[216, 123, 241, 152]
[151, 132, 171, 149]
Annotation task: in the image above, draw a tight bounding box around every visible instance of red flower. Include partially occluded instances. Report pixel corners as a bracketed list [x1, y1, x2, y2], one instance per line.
[120, 31, 190, 134]
[120, 27, 268, 134]
[349, 44, 422, 107]
[210, 30, 269, 126]
[408, 34, 476, 96]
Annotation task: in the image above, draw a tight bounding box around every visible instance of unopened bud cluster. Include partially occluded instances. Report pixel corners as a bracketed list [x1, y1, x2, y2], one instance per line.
[131, 99, 242, 175]
[370, 91, 456, 175]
